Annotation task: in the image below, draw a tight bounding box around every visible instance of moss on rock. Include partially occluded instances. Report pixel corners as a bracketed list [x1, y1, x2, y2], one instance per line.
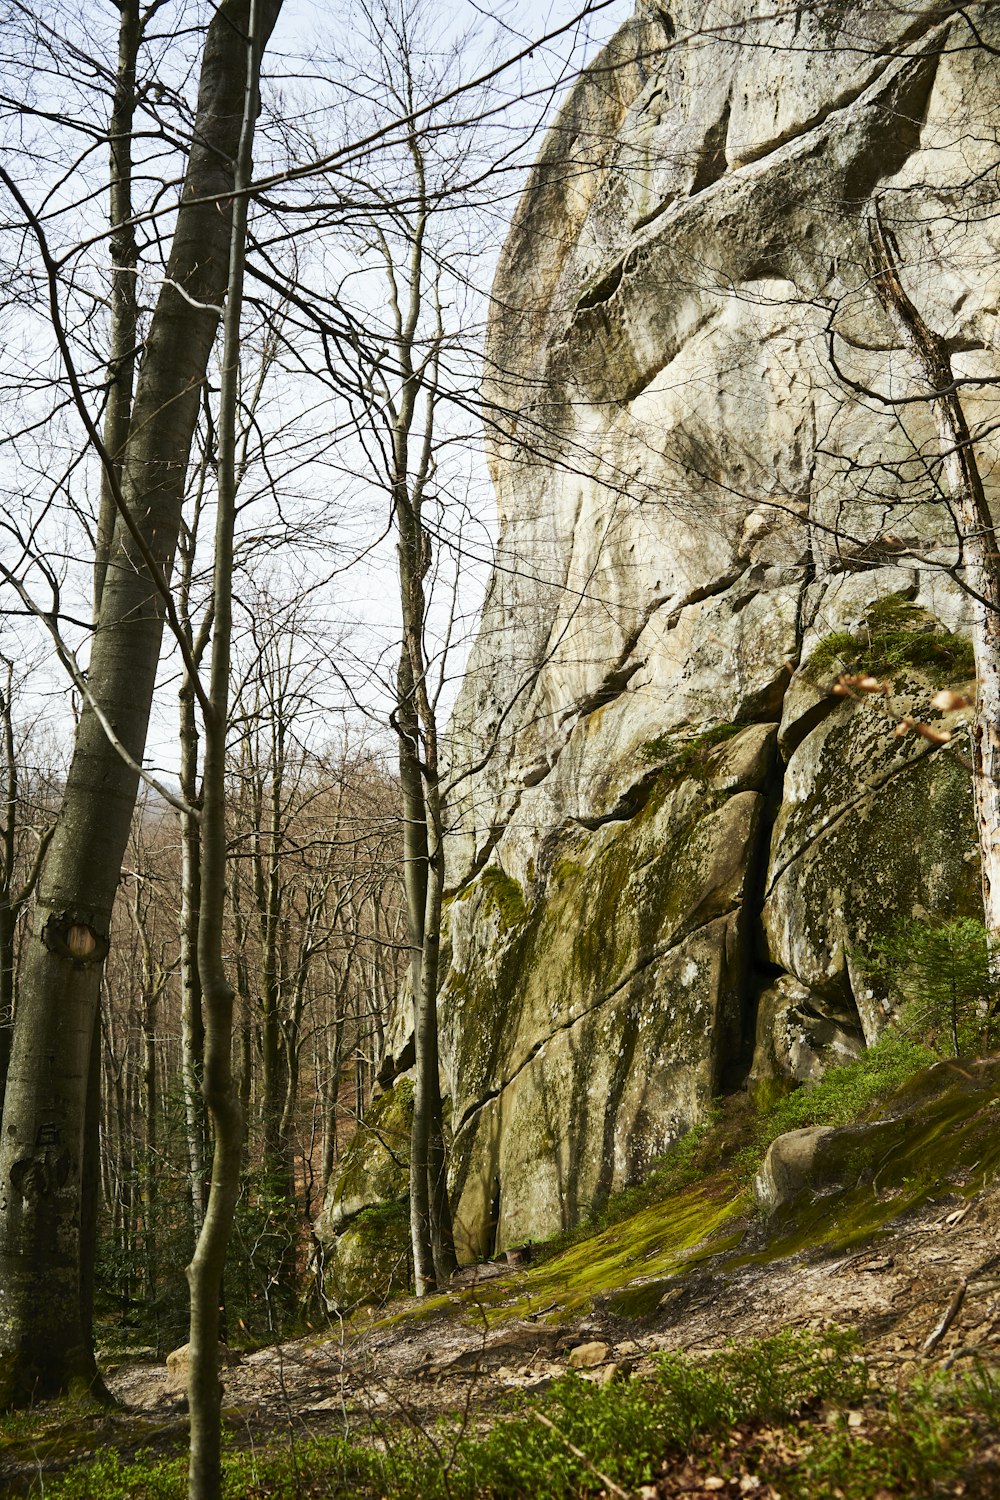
[322, 1200, 411, 1311]
[803, 594, 974, 688]
[318, 1082, 412, 1237]
[476, 866, 528, 931]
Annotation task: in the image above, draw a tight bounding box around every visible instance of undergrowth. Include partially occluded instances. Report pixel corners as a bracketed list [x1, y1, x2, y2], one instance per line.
[743, 1031, 936, 1171]
[21, 1331, 1000, 1499]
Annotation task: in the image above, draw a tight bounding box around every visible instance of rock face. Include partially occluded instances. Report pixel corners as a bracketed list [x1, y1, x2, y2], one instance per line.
[348, 2, 1000, 1261]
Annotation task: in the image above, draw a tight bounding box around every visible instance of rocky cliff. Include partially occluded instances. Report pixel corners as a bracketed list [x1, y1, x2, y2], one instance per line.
[334, 0, 1000, 1271]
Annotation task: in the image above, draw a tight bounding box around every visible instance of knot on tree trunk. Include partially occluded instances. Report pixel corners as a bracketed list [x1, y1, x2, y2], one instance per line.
[41, 915, 109, 968]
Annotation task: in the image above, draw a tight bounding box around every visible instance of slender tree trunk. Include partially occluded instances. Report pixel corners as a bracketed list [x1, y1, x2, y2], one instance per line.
[0, 661, 16, 1109]
[180, 691, 208, 1235]
[78, 1007, 102, 1378]
[95, 0, 140, 607]
[869, 204, 1000, 941]
[187, 6, 268, 1493]
[399, 647, 435, 1293]
[0, 0, 282, 1407]
[419, 790, 457, 1283]
[0, 664, 53, 1120]
[142, 982, 159, 1309]
[0, 904, 14, 1112]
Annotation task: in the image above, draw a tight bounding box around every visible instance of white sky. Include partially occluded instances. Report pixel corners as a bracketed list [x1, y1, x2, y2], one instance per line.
[0, 0, 631, 787]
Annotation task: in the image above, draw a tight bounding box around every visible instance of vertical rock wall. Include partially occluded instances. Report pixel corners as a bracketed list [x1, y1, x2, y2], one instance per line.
[378, 0, 1000, 1260]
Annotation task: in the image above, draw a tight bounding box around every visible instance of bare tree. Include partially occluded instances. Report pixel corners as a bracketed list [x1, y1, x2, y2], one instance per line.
[0, 0, 283, 1409]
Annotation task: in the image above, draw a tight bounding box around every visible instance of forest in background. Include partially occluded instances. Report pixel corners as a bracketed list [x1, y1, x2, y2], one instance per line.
[4, 2, 1000, 1498]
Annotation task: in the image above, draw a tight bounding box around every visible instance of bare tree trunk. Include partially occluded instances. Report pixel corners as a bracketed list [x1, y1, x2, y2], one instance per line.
[0, 0, 282, 1407]
[869, 203, 1000, 939]
[418, 787, 456, 1284]
[94, 0, 140, 607]
[142, 980, 159, 1310]
[180, 689, 208, 1235]
[187, 6, 268, 1493]
[0, 662, 53, 1117]
[399, 639, 436, 1294]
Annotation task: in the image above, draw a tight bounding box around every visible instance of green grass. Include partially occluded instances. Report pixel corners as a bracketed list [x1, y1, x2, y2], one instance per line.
[744, 1031, 936, 1169]
[22, 1332, 1000, 1500]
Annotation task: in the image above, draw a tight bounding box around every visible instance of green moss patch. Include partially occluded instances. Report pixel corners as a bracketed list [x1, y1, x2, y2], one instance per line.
[328, 1080, 412, 1221]
[476, 865, 528, 931]
[478, 1177, 747, 1324]
[803, 593, 974, 687]
[749, 1057, 1000, 1263]
[324, 1198, 412, 1311]
[639, 721, 746, 777]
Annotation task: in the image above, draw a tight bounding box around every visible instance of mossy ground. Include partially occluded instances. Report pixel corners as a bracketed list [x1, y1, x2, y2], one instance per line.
[747, 1056, 1000, 1263]
[371, 1049, 1000, 1338]
[6, 1053, 1000, 1497]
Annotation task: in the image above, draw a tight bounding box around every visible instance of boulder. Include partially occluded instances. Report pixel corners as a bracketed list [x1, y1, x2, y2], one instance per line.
[755, 1118, 910, 1213]
[317, 1081, 412, 1239]
[751, 977, 864, 1085]
[567, 1340, 610, 1370]
[165, 1342, 233, 1393]
[320, 1200, 411, 1311]
[754, 1128, 838, 1213]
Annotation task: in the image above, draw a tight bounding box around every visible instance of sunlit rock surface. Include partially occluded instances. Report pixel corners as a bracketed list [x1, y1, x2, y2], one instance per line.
[338, 1, 1000, 1259]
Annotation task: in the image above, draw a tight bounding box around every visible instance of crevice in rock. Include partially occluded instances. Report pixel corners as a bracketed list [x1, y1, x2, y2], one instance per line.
[568, 660, 643, 721]
[838, 45, 941, 207]
[690, 98, 731, 195]
[632, 193, 677, 233]
[731, 11, 947, 173]
[575, 260, 625, 312]
[780, 694, 838, 761]
[763, 738, 940, 901]
[572, 765, 666, 831]
[717, 730, 788, 1095]
[526, 564, 745, 791]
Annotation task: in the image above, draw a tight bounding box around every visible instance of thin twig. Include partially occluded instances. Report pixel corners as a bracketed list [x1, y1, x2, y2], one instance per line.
[923, 1277, 968, 1356]
[531, 1409, 632, 1500]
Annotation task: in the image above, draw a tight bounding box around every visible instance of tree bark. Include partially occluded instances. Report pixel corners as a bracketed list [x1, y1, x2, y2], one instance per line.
[180, 685, 208, 1235]
[94, 0, 140, 609]
[869, 203, 1000, 941]
[186, 3, 267, 1493]
[0, 0, 282, 1407]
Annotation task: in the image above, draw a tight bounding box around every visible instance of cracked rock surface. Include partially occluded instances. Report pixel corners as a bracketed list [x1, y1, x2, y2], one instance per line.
[331, 1, 1000, 1261]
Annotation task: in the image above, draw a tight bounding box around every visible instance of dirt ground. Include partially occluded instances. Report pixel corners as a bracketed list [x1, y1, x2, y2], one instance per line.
[104, 1178, 1000, 1440]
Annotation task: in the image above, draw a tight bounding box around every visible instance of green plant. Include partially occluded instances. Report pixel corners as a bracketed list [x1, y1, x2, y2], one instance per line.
[743, 1031, 935, 1172]
[860, 917, 999, 1057]
[26, 1330, 871, 1500]
[26, 1331, 1000, 1500]
[639, 723, 744, 776]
